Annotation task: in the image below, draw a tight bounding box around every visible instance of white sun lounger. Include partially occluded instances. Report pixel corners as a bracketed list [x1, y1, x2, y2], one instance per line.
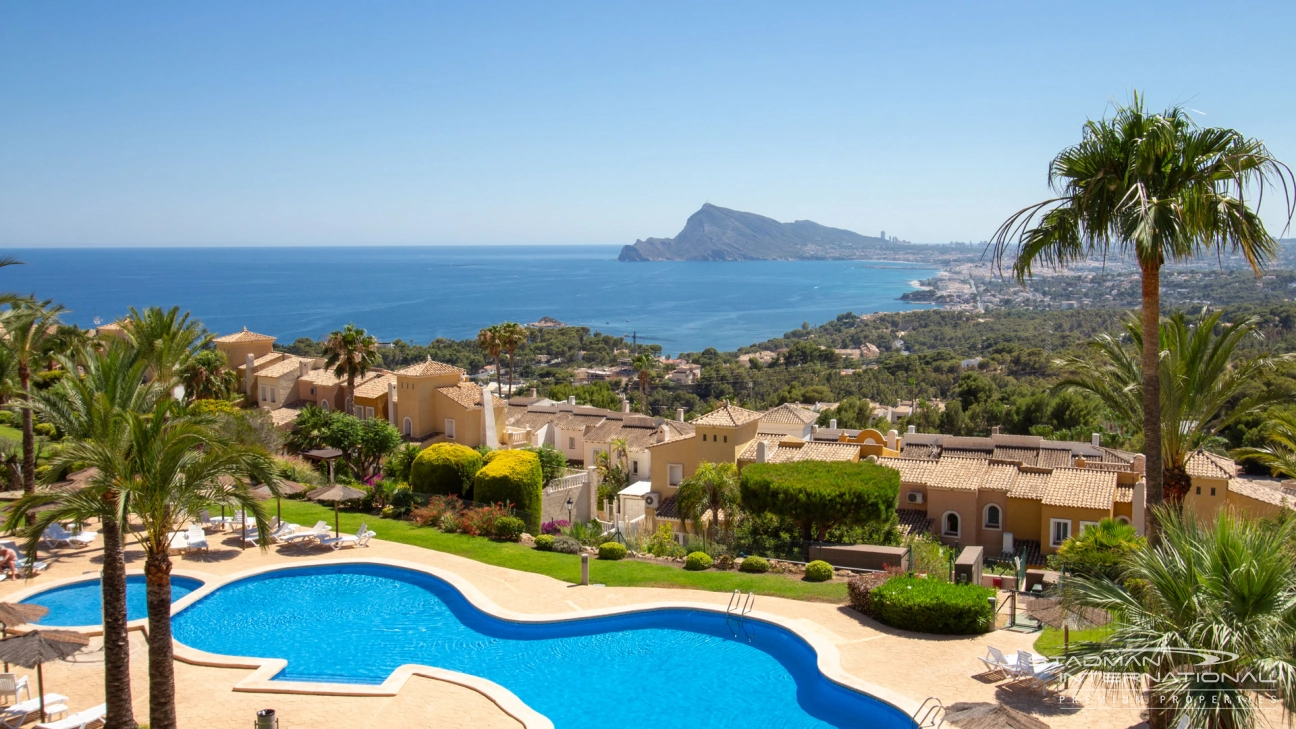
[185, 525, 208, 552]
[1020, 660, 1065, 694]
[976, 646, 1018, 678]
[281, 521, 330, 544]
[319, 524, 376, 550]
[34, 703, 105, 729]
[243, 521, 295, 546]
[41, 525, 97, 549]
[0, 694, 69, 729]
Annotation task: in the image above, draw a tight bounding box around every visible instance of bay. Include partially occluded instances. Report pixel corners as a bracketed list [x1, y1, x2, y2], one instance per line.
[6, 246, 938, 355]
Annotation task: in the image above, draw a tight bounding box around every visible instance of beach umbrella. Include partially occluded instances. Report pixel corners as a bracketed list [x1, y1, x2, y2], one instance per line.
[1024, 596, 1109, 630]
[0, 603, 48, 671]
[942, 702, 1050, 729]
[0, 629, 90, 721]
[306, 484, 365, 537]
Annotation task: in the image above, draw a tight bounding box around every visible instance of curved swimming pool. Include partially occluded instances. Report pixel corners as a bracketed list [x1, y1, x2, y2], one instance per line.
[21, 575, 204, 627]
[171, 564, 914, 729]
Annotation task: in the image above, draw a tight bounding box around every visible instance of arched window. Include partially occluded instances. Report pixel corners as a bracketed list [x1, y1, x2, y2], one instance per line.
[320, 399, 330, 411]
[983, 504, 1002, 530]
[943, 511, 960, 538]
[403, 417, 413, 437]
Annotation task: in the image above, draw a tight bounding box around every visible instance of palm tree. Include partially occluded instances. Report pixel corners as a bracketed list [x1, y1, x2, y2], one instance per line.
[1063, 507, 1296, 729]
[674, 461, 740, 542]
[476, 325, 504, 396]
[632, 354, 654, 414]
[109, 400, 275, 729]
[123, 306, 209, 389]
[1055, 310, 1290, 503]
[8, 343, 159, 729]
[323, 324, 379, 417]
[0, 346, 18, 407]
[496, 322, 526, 397]
[0, 298, 66, 496]
[179, 348, 237, 401]
[990, 93, 1294, 535]
[1232, 409, 1296, 479]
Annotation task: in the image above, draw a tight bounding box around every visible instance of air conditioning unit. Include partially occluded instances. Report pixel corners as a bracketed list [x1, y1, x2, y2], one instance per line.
[643, 492, 663, 509]
[906, 491, 924, 504]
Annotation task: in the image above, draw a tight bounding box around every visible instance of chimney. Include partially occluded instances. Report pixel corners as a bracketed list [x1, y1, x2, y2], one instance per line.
[906, 424, 916, 435]
[1091, 432, 1101, 447]
[387, 381, 397, 425]
[991, 426, 1000, 436]
[245, 353, 256, 399]
[676, 408, 685, 422]
[530, 388, 537, 398]
[755, 441, 769, 463]
[622, 399, 630, 413]
[298, 360, 310, 377]
[568, 396, 576, 406]
[829, 418, 838, 430]
[885, 429, 898, 450]
[1132, 453, 1146, 474]
[1074, 455, 1087, 469]
[811, 424, 819, 438]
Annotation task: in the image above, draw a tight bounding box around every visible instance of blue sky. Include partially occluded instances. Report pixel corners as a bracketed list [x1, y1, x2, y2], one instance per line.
[2, 1, 1293, 247]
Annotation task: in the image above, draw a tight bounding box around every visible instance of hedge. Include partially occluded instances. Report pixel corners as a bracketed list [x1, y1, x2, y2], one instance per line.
[804, 560, 834, 582]
[739, 461, 898, 541]
[869, 576, 995, 635]
[739, 556, 770, 573]
[534, 534, 555, 551]
[410, 443, 483, 498]
[598, 542, 627, 560]
[684, 552, 713, 571]
[473, 449, 543, 533]
[493, 516, 526, 542]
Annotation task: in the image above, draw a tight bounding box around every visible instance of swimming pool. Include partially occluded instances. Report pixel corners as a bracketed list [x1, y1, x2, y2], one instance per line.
[171, 564, 915, 729]
[21, 575, 204, 627]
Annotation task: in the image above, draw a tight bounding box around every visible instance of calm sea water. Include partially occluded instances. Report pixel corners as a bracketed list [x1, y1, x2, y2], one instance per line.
[7, 246, 937, 354]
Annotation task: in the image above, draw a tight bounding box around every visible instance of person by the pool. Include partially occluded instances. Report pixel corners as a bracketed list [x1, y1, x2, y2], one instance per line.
[0, 545, 18, 580]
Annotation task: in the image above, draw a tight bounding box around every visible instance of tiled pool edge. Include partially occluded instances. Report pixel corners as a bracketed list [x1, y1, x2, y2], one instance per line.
[163, 557, 922, 729]
[1, 568, 216, 637]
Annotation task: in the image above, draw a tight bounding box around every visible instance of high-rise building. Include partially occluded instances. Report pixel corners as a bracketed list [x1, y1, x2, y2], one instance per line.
[880, 230, 885, 240]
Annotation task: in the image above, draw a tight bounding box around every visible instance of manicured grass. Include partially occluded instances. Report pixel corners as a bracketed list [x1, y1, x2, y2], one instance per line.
[1033, 625, 1111, 657]
[274, 500, 848, 603]
[0, 426, 21, 443]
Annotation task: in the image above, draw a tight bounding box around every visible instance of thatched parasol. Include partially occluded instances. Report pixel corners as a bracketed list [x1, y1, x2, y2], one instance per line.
[307, 484, 365, 537]
[0, 629, 90, 721]
[0, 602, 49, 671]
[1025, 596, 1110, 630]
[942, 702, 1050, 729]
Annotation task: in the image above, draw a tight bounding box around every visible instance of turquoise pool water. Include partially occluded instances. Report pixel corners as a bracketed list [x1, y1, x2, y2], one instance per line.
[21, 575, 204, 627]
[171, 564, 915, 729]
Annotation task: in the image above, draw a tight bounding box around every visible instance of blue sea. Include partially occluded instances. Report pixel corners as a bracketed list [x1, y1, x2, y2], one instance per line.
[6, 246, 937, 354]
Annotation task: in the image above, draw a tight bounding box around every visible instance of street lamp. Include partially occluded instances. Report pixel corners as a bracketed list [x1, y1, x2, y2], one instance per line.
[564, 495, 574, 525]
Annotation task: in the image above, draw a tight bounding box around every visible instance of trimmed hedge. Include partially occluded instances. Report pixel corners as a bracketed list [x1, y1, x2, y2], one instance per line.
[739, 556, 770, 573]
[846, 572, 888, 615]
[684, 552, 713, 571]
[493, 516, 526, 542]
[410, 443, 483, 498]
[804, 560, 834, 582]
[598, 542, 627, 560]
[473, 449, 543, 533]
[552, 535, 582, 554]
[869, 576, 995, 635]
[739, 461, 898, 541]
[534, 534, 555, 551]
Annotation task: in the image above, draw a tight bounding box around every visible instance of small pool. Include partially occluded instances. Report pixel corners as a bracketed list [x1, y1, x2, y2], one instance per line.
[20, 575, 204, 627]
[172, 564, 915, 729]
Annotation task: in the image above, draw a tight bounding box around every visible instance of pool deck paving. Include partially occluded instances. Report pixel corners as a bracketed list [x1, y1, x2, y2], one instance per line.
[0, 524, 1161, 728]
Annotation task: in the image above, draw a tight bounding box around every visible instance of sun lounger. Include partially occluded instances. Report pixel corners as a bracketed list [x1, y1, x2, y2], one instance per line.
[976, 646, 1018, 678]
[185, 525, 208, 552]
[1020, 660, 1065, 694]
[243, 521, 295, 546]
[0, 673, 29, 704]
[41, 525, 97, 549]
[319, 523, 376, 550]
[34, 703, 105, 729]
[281, 521, 330, 544]
[0, 694, 69, 728]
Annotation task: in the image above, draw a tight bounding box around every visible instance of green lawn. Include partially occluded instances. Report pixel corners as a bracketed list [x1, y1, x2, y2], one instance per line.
[1033, 625, 1111, 657]
[0, 425, 20, 443]
[274, 500, 849, 603]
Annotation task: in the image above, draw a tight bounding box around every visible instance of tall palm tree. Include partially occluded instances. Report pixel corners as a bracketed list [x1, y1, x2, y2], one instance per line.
[476, 325, 504, 396]
[109, 400, 275, 729]
[674, 461, 740, 542]
[1063, 507, 1296, 729]
[179, 348, 238, 401]
[496, 322, 526, 397]
[323, 324, 379, 417]
[1232, 409, 1296, 479]
[1054, 311, 1290, 503]
[123, 306, 209, 390]
[0, 346, 18, 407]
[990, 93, 1294, 535]
[0, 298, 66, 496]
[632, 354, 654, 414]
[7, 343, 159, 729]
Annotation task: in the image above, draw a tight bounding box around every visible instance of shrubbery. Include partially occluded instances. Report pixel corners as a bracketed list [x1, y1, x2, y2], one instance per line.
[457, 503, 512, 537]
[534, 534, 555, 551]
[804, 560, 834, 582]
[643, 524, 685, 558]
[846, 572, 888, 614]
[541, 519, 570, 535]
[410, 443, 483, 497]
[739, 555, 770, 573]
[411, 494, 464, 527]
[552, 535, 582, 554]
[388, 484, 415, 516]
[684, 552, 713, 571]
[474, 450, 543, 533]
[739, 461, 898, 541]
[493, 516, 526, 542]
[869, 576, 994, 635]
[598, 542, 627, 560]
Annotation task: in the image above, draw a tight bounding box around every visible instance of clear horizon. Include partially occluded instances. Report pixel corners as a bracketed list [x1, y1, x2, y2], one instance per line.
[2, 1, 1293, 248]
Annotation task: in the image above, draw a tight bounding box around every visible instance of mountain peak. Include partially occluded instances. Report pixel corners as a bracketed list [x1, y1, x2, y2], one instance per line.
[619, 205, 887, 262]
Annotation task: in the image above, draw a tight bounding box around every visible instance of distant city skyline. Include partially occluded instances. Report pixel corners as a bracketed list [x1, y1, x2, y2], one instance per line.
[2, 1, 1293, 248]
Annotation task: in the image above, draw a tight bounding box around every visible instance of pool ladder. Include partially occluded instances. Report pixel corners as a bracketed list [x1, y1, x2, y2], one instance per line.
[912, 697, 945, 728]
[726, 589, 754, 617]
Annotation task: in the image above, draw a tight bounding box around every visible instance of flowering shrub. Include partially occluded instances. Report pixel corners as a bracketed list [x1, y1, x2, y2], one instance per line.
[411, 495, 464, 527]
[541, 519, 570, 535]
[457, 502, 514, 537]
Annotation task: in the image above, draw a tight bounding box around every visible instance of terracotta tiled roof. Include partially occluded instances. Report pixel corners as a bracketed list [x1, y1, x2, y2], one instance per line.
[900, 443, 938, 459]
[896, 508, 933, 537]
[1114, 483, 1134, 503]
[396, 357, 464, 378]
[979, 463, 1019, 492]
[760, 403, 818, 426]
[992, 446, 1038, 466]
[507, 406, 559, 430]
[875, 456, 939, 485]
[1037, 448, 1076, 469]
[1099, 447, 1138, 464]
[353, 373, 395, 400]
[654, 494, 681, 520]
[765, 441, 860, 464]
[269, 404, 303, 428]
[654, 420, 696, 445]
[437, 382, 485, 409]
[1229, 477, 1294, 509]
[238, 352, 282, 372]
[757, 432, 803, 443]
[586, 417, 664, 451]
[1186, 450, 1236, 480]
[941, 447, 992, 460]
[928, 457, 989, 492]
[555, 412, 609, 430]
[1008, 471, 1051, 500]
[299, 369, 341, 387]
[1041, 468, 1117, 511]
[214, 327, 276, 344]
[258, 357, 312, 379]
[693, 403, 764, 427]
[738, 434, 785, 462]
